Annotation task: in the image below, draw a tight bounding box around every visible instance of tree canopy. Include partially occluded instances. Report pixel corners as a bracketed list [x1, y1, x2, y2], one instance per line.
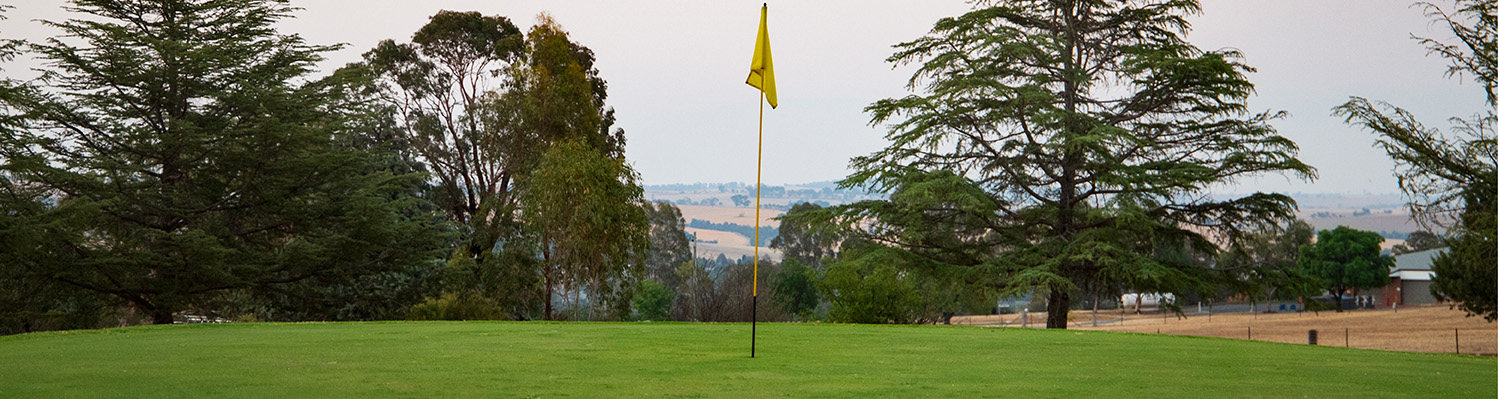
[1297, 227, 1393, 312]
[1216, 219, 1318, 310]
[770, 202, 842, 268]
[358, 10, 524, 226]
[522, 140, 646, 321]
[1390, 230, 1447, 255]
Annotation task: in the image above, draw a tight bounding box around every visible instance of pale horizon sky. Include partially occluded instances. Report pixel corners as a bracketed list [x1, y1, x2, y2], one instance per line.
[3, 1, 1489, 195]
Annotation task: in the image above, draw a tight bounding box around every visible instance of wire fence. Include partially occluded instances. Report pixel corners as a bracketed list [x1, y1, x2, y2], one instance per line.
[952, 306, 1497, 356]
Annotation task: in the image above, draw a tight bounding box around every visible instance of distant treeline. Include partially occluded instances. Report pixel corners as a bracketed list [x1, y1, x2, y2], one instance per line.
[646, 182, 882, 196]
[763, 200, 831, 211]
[1378, 231, 1410, 240]
[687, 219, 778, 244]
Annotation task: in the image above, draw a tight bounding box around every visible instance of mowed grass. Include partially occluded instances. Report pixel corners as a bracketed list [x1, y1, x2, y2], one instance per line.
[1, 322, 1493, 398]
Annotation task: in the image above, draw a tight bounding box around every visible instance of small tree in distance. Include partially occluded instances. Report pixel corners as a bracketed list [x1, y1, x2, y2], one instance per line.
[1390, 230, 1447, 255]
[1297, 227, 1394, 312]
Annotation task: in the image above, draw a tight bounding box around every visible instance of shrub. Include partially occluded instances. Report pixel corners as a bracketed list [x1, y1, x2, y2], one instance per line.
[632, 279, 675, 321]
[407, 293, 506, 321]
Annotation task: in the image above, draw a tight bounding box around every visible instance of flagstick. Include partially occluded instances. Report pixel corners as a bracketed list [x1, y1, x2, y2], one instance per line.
[752, 90, 764, 359]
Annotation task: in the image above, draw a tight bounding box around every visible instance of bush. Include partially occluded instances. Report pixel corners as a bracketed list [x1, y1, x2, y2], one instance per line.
[632, 279, 675, 321]
[772, 259, 821, 320]
[819, 247, 925, 324]
[407, 293, 506, 321]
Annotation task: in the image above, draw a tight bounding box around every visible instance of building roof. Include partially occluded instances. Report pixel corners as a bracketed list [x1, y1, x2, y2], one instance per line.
[1390, 248, 1446, 273]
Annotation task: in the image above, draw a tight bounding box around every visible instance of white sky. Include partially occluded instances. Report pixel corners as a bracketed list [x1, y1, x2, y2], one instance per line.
[2, 0, 1489, 194]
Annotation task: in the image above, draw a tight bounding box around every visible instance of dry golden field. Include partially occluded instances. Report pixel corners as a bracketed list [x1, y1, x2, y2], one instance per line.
[674, 205, 784, 261]
[677, 204, 784, 227]
[683, 227, 778, 261]
[955, 305, 1497, 355]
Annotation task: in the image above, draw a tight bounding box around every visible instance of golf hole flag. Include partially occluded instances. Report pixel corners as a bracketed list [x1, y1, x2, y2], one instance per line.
[747, 4, 777, 108]
[746, 3, 776, 359]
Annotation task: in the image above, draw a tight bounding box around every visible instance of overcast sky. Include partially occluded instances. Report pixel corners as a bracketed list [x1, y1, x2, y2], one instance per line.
[3, 1, 1489, 194]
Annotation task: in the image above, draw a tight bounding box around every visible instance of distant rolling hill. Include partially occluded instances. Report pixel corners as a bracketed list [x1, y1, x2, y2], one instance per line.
[651, 186, 1434, 257]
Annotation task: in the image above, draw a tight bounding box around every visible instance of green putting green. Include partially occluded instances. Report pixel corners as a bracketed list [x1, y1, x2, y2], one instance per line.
[1, 321, 1492, 398]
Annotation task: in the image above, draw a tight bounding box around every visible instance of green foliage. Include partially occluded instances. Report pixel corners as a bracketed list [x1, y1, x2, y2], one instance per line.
[358, 11, 540, 323]
[358, 10, 524, 226]
[434, 242, 542, 321]
[770, 203, 841, 267]
[819, 245, 928, 324]
[0, 0, 449, 325]
[522, 140, 647, 320]
[632, 279, 675, 322]
[0, 14, 115, 332]
[1297, 227, 1394, 311]
[808, 0, 1312, 328]
[0, 267, 116, 334]
[1432, 235, 1497, 321]
[1431, 178, 1497, 321]
[494, 14, 624, 161]
[644, 201, 691, 290]
[364, 11, 638, 322]
[1217, 219, 1320, 306]
[406, 292, 506, 321]
[1391, 230, 1448, 255]
[771, 259, 821, 319]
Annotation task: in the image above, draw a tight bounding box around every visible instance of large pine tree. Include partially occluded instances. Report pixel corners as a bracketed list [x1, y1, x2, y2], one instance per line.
[0, 0, 445, 324]
[803, 0, 1314, 328]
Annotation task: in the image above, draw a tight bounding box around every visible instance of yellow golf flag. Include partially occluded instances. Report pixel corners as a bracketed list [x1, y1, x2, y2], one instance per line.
[746, 4, 777, 108]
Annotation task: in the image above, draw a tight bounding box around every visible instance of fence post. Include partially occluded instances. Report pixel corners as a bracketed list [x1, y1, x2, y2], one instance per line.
[1345, 328, 1348, 348]
[1248, 326, 1252, 341]
[1455, 328, 1460, 354]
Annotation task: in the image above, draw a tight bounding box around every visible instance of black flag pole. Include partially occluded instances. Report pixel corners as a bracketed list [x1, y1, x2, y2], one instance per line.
[751, 89, 764, 358]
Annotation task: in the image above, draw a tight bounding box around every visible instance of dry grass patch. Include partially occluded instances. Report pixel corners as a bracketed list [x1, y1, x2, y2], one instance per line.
[957, 305, 1496, 355]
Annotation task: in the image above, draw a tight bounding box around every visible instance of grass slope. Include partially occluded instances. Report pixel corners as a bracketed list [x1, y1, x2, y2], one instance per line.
[1, 322, 1493, 398]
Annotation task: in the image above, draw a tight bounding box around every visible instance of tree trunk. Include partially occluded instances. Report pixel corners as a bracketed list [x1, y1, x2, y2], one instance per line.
[1091, 290, 1099, 327]
[1046, 290, 1070, 329]
[1334, 289, 1345, 312]
[544, 273, 555, 321]
[151, 307, 174, 325]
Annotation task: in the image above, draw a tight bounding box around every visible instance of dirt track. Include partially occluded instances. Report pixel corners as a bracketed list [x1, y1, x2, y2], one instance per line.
[953, 305, 1497, 355]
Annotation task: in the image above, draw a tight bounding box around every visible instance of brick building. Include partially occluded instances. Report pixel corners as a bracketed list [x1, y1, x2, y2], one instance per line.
[1376, 248, 1444, 307]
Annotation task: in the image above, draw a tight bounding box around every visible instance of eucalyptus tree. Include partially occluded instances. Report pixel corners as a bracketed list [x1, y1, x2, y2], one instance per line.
[771, 202, 843, 268]
[800, 0, 1314, 328]
[644, 200, 691, 290]
[505, 15, 641, 321]
[1334, 0, 1496, 320]
[1216, 219, 1317, 311]
[0, 0, 445, 324]
[358, 10, 524, 227]
[364, 12, 630, 318]
[522, 140, 647, 321]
